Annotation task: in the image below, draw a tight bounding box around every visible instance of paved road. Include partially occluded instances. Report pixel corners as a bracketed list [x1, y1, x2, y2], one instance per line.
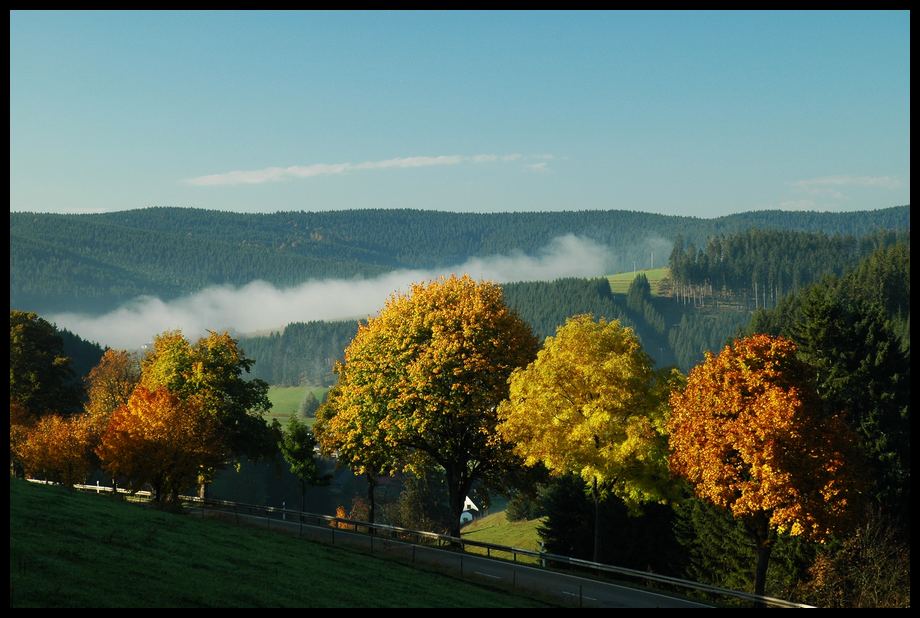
[197, 506, 709, 608]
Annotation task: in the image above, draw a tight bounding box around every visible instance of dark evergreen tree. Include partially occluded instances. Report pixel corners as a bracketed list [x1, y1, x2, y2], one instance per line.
[537, 474, 684, 574]
[298, 390, 320, 418]
[9, 310, 82, 419]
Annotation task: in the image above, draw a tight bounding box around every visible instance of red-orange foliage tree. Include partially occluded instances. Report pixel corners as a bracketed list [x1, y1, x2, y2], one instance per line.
[15, 413, 95, 487]
[667, 334, 864, 597]
[96, 386, 225, 504]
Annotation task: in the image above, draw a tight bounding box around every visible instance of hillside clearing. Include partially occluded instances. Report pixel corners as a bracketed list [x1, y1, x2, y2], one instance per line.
[607, 267, 671, 296]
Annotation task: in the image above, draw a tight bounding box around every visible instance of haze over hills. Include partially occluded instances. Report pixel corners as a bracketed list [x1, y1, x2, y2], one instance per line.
[10, 205, 909, 318]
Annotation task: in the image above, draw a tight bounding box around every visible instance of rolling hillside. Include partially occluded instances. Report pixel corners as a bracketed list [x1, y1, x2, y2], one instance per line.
[11, 205, 909, 314]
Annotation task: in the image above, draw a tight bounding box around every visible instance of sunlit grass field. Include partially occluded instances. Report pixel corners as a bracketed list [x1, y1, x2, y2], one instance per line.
[607, 267, 670, 296]
[266, 385, 328, 426]
[461, 511, 545, 565]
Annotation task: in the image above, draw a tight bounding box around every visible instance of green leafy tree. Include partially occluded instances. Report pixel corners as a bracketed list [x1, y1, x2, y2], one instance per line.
[278, 415, 327, 521]
[328, 275, 538, 537]
[10, 310, 80, 422]
[497, 314, 674, 562]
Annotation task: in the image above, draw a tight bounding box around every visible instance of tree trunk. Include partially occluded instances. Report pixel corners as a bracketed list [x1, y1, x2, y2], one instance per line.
[300, 479, 305, 517]
[592, 476, 601, 564]
[754, 541, 772, 600]
[747, 512, 774, 602]
[367, 474, 377, 531]
[446, 467, 470, 540]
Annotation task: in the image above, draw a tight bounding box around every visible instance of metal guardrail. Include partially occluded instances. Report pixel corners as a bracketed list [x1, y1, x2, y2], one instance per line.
[47, 480, 811, 608]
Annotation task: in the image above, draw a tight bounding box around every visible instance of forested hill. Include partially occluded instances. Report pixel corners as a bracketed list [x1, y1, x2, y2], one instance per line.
[10, 205, 909, 314]
[669, 228, 908, 304]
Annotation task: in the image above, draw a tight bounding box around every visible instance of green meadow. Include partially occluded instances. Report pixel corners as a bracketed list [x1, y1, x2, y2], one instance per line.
[10, 480, 548, 608]
[607, 267, 671, 296]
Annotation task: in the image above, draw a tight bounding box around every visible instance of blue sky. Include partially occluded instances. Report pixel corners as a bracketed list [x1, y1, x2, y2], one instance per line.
[10, 10, 910, 217]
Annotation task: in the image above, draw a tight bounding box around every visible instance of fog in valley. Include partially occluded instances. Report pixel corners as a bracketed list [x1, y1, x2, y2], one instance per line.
[49, 235, 624, 349]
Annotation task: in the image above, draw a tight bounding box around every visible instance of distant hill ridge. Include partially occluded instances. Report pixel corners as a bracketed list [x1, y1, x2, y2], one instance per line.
[10, 205, 909, 314]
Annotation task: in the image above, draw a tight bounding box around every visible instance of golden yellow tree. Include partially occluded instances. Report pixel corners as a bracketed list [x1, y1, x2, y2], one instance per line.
[668, 334, 864, 597]
[327, 275, 538, 537]
[314, 385, 399, 527]
[84, 349, 140, 430]
[497, 314, 674, 562]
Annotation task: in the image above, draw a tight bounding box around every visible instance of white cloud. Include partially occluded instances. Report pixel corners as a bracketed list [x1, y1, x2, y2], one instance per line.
[793, 175, 902, 193]
[527, 162, 550, 173]
[185, 153, 540, 186]
[49, 235, 615, 350]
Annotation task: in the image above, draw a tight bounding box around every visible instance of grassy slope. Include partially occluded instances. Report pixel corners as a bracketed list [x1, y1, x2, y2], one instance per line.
[461, 511, 545, 565]
[10, 480, 545, 608]
[266, 385, 328, 426]
[607, 267, 670, 296]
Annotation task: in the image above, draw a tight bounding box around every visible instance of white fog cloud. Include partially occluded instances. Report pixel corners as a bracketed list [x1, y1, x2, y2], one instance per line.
[49, 235, 615, 350]
[186, 153, 532, 186]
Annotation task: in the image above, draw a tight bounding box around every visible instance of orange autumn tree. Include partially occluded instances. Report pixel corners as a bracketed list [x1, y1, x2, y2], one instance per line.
[83, 349, 142, 487]
[15, 413, 95, 487]
[97, 386, 225, 504]
[667, 334, 864, 597]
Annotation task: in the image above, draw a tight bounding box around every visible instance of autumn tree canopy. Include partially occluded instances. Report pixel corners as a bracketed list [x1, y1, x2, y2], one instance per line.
[497, 314, 674, 562]
[667, 334, 864, 597]
[314, 385, 400, 526]
[139, 331, 276, 464]
[14, 413, 95, 487]
[326, 275, 539, 537]
[97, 386, 225, 504]
[84, 349, 141, 435]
